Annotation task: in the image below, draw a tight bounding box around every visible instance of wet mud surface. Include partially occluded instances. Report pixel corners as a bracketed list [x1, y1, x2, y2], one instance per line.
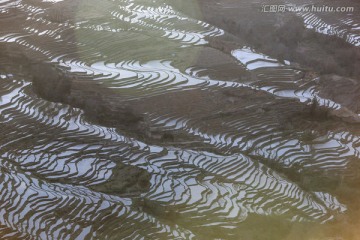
[0, 0, 360, 239]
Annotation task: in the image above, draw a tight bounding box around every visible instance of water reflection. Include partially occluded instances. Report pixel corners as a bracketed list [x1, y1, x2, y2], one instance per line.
[0, 0, 360, 239]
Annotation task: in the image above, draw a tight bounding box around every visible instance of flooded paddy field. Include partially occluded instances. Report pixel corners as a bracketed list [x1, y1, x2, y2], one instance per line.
[0, 0, 360, 239]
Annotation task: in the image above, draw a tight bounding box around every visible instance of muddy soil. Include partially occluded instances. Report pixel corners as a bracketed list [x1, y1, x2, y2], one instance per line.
[178, 0, 360, 78]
